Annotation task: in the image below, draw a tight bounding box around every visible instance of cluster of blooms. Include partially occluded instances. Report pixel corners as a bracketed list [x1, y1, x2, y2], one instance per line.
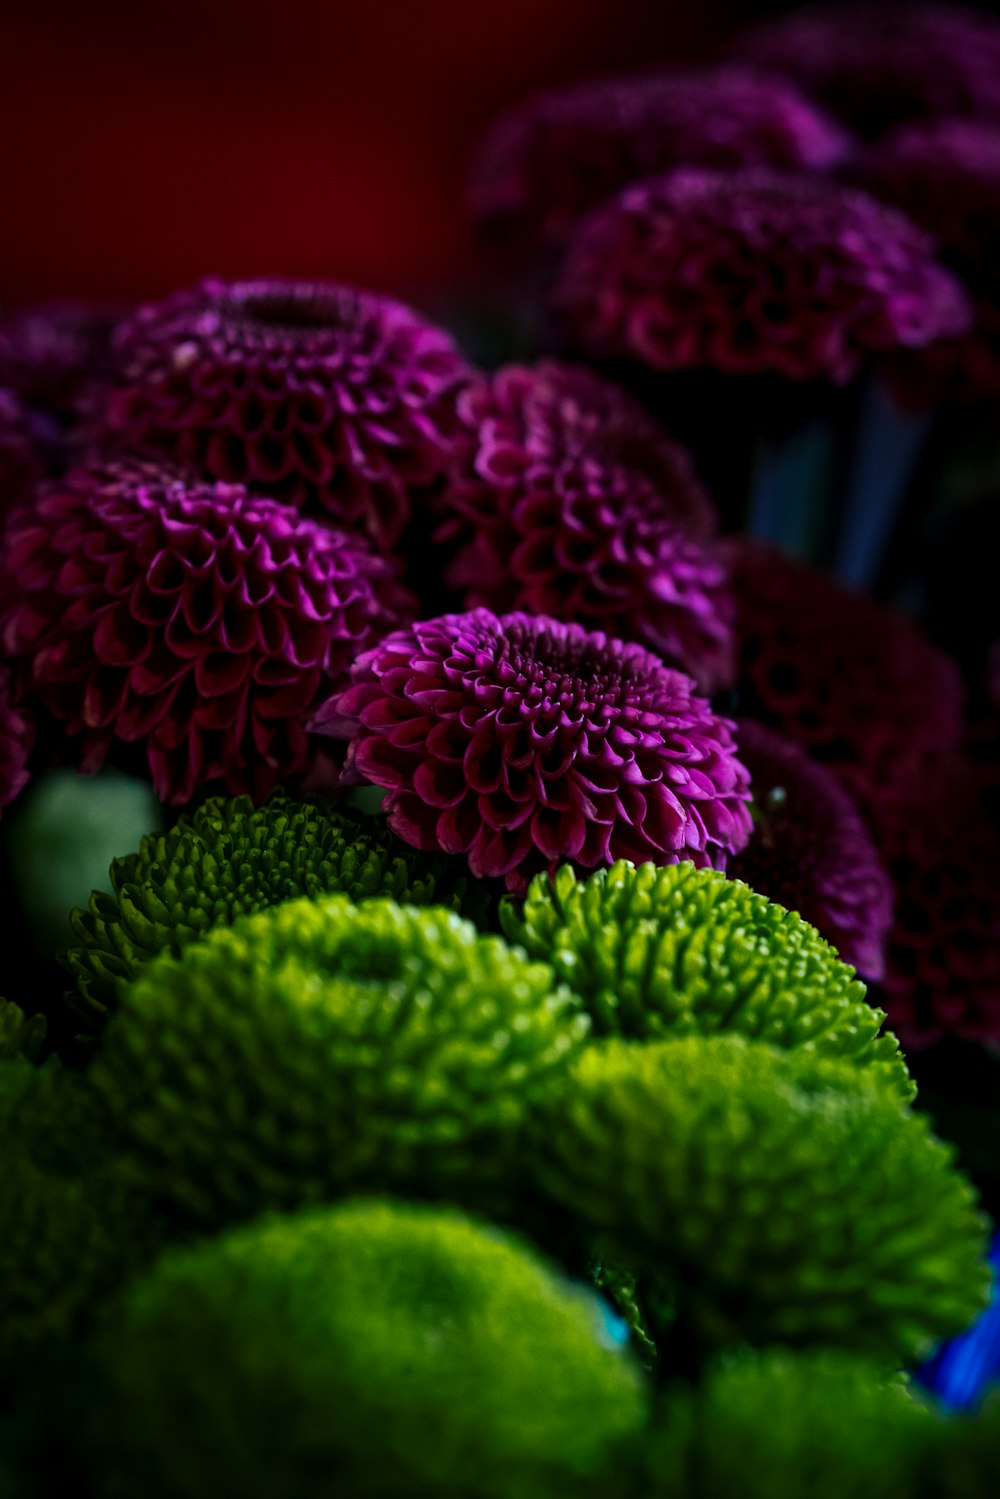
[2, 3, 1000, 1493]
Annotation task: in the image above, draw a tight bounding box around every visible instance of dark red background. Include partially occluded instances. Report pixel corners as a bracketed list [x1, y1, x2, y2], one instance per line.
[4, 0, 781, 309]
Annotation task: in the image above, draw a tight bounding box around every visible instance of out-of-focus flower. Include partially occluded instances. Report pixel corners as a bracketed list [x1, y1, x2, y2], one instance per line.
[437, 361, 733, 691]
[313, 609, 752, 894]
[0, 387, 43, 516]
[95, 278, 471, 546]
[0, 302, 119, 423]
[0, 460, 413, 804]
[0, 664, 33, 816]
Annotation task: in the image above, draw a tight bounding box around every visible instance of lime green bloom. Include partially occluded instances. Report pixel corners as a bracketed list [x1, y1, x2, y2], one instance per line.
[0, 999, 45, 1063]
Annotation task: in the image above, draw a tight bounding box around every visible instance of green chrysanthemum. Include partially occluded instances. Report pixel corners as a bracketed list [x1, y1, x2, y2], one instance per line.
[502, 861, 910, 1098]
[528, 1036, 988, 1361]
[0, 999, 46, 1063]
[84, 896, 589, 1227]
[62, 795, 493, 1031]
[86, 1199, 648, 1499]
[646, 1349, 940, 1499]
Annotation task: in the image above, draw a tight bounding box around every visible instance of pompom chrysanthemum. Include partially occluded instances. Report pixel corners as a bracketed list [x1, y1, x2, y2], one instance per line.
[436, 362, 734, 690]
[313, 609, 752, 894]
[528, 1036, 988, 1360]
[86, 1201, 647, 1499]
[502, 860, 908, 1096]
[555, 168, 970, 384]
[95, 278, 471, 545]
[63, 793, 492, 1031]
[470, 66, 849, 255]
[0, 460, 414, 803]
[84, 896, 588, 1226]
[730, 720, 893, 980]
[729, 541, 964, 782]
[738, 4, 1000, 138]
[0, 666, 33, 816]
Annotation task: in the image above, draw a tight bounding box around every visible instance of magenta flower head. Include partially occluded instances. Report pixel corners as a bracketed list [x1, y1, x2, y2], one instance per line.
[312, 609, 752, 894]
[470, 66, 850, 256]
[555, 168, 970, 385]
[730, 719, 892, 981]
[0, 302, 119, 423]
[95, 279, 472, 547]
[729, 541, 965, 782]
[0, 665, 33, 816]
[436, 361, 734, 692]
[737, 4, 1000, 138]
[1, 459, 415, 804]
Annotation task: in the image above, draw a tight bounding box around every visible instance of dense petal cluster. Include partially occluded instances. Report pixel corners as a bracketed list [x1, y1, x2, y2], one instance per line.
[86, 1201, 647, 1499]
[555, 168, 970, 384]
[0, 387, 43, 517]
[0, 666, 33, 816]
[502, 860, 908, 1096]
[729, 720, 893, 980]
[0, 460, 413, 803]
[471, 66, 849, 254]
[84, 896, 589, 1226]
[437, 362, 733, 690]
[738, 4, 1000, 137]
[0, 302, 118, 423]
[314, 610, 752, 894]
[95, 278, 471, 545]
[849, 749, 1000, 1049]
[528, 1036, 989, 1359]
[62, 794, 493, 1030]
[729, 541, 964, 781]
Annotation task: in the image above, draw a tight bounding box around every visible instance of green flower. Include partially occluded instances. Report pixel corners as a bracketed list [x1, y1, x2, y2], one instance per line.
[84, 896, 589, 1227]
[502, 861, 910, 1098]
[87, 1199, 648, 1499]
[62, 795, 493, 1032]
[646, 1349, 940, 1499]
[0, 1000, 45, 1063]
[527, 1036, 988, 1361]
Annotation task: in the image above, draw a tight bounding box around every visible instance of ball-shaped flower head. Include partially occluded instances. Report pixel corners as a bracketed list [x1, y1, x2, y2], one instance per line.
[62, 793, 494, 1033]
[0, 459, 414, 804]
[436, 362, 734, 693]
[501, 860, 909, 1098]
[84, 895, 589, 1227]
[0, 386, 43, 517]
[0, 665, 33, 817]
[96, 278, 471, 546]
[737, 4, 1000, 138]
[87, 1200, 648, 1499]
[313, 610, 752, 895]
[646, 1349, 940, 1499]
[554, 168, 970, 385]
[527, 1035, 989, 1360]
[847, 748, 1000, 1050]
[729, 540, 965, 781]
[729, 719, 893, 980]
[470, 66, 850, 256]
[0, 301, 119, 424]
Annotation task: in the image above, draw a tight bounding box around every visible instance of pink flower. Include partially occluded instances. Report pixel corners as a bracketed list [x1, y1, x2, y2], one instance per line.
[0, 665, 33, 816]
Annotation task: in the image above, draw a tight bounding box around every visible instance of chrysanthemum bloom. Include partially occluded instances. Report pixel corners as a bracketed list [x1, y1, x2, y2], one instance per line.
[737, 4, 1000, 138]
[313, 610, 752, 895]
[848, 749, 1000, 1050]
[0, 386, 43, 516]
[0, 460, 414, 804]
[63, 793, 493, 1030]
[503, 859, 908, 1095]
[856, 121, 1000, 403]
[555, 168, 971, 385]
[0, 664, 33, 816]
[729, 720, 893, 980]
[470, 66, 850, 256]
[436, 362, 734, 691]
[95, 278, 471, 546]
[0, 302, 119, 423]
[529, 1036, 989, 1360]
[729, 541, 964, 782]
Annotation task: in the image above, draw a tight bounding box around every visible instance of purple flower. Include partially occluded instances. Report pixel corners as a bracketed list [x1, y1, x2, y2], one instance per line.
[470, 65, 850, 255]
[94, 279, 472, 547]
[0, 302, 120, 423]
[730, 719, 892, 981]
[311, 608, 752, 895]
[436, 362, 734, 692]
[1, 459, 415, 804]
[737, 4, 1000, 138]
[729, 541, 965, 783]
[554, 168, 971, 385]
[0, 388, 43, 518]
[0, 665, 33, 816]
